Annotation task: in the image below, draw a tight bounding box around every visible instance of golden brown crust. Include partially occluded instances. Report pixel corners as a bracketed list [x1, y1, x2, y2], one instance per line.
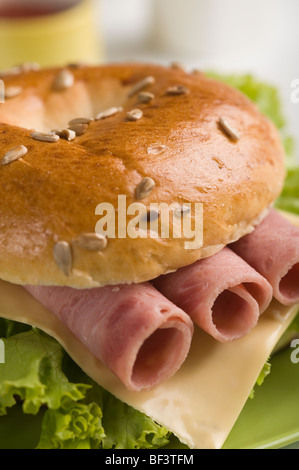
[0, 63, 285, 287]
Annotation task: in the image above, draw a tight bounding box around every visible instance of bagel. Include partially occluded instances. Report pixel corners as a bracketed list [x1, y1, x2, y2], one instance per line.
[0, 62, 285, 288]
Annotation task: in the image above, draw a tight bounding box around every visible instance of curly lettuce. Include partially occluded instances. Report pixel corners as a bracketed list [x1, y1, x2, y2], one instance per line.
[0, 329, 170, 449]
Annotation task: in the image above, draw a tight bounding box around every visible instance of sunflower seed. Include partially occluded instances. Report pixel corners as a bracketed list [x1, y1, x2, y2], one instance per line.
[142, 209, 160, 223]
[135, 177, 156, 200]
[170, 61, 186, 72]
[147, 144, 167, 156]
[75, 233, 108, 251]
[52, 129, 76, 141]
[21, 62, 40, 72]
[68, 123, 88, 136]
[0, 62, 40, 78]
[218, 117, 241, 141]
[31, 132, 60, 143]
[53, 69, 74, 91]
[127, 108, 143, 121]
[96, 107, 123, 120]
[138, 91, 154, 104]
[0, 66, 22, 77]
[53, 241, 72, 276]
[174, 204, 191, 217]
[1, 145, 28, 165]
[0, 63, 40, 78]
[165, 85, 189, 96]
[68, 117, 94, 126]
[4, 86, 23, 99]
[128, 76, 155, 98]
[68, 62, 87, 69]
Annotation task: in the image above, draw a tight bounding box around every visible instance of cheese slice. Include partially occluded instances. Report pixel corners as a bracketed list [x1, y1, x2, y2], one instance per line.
[0, 212, 298, 449]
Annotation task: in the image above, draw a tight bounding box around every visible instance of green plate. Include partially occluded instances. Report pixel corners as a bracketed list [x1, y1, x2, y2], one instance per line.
[0, 347, 298, 449]
[223, 347, 299, 449]
[0, 405, 45, 449]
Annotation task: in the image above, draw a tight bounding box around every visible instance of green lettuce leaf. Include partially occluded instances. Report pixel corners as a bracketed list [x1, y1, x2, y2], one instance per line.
[275, 166, 299, 215]
[99, 389, 170, 449]
[286, 313, 299, 335]
[0, 329, 170, 449]
[37, 402, 105, 449]
[249, 360, 271, 399]
[0, 318, 31, 339]
[53, 354, 171, 450]
[0, 329, 89, 416]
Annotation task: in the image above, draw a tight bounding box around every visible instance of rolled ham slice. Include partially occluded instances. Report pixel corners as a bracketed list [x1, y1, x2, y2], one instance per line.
[153, 247, 273, 342]
[24, 283, 193, 391]
[231, 209, 299, 306]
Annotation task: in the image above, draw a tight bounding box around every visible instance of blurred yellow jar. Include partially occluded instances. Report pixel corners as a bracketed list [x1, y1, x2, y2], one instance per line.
[0, 0, 103, 70]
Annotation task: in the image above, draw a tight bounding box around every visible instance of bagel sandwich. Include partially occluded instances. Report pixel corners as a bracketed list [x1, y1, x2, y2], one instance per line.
[0, 62, 298, 449]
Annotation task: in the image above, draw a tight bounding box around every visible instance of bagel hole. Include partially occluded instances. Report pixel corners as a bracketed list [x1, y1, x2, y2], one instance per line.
[132, 327, 184, 389]
[279, 263, 299, 302]
[212, 289, 255, 338]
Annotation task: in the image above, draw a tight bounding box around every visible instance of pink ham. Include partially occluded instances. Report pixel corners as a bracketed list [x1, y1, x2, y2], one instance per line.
[24, 283, 193, 391]
[153, 247, 273, 342]
[231, 209, 299, 306]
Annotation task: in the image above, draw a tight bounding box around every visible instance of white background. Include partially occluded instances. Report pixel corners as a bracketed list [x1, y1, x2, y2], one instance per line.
[94, 0, 299, 161]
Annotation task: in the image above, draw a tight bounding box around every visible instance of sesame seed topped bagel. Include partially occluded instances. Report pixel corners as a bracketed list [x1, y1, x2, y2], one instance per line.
[0, 62, 285, 288]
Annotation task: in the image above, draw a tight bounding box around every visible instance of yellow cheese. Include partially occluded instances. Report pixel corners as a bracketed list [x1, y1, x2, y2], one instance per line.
[0, 212, 298, 449]
[0, 286, 297, 449]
